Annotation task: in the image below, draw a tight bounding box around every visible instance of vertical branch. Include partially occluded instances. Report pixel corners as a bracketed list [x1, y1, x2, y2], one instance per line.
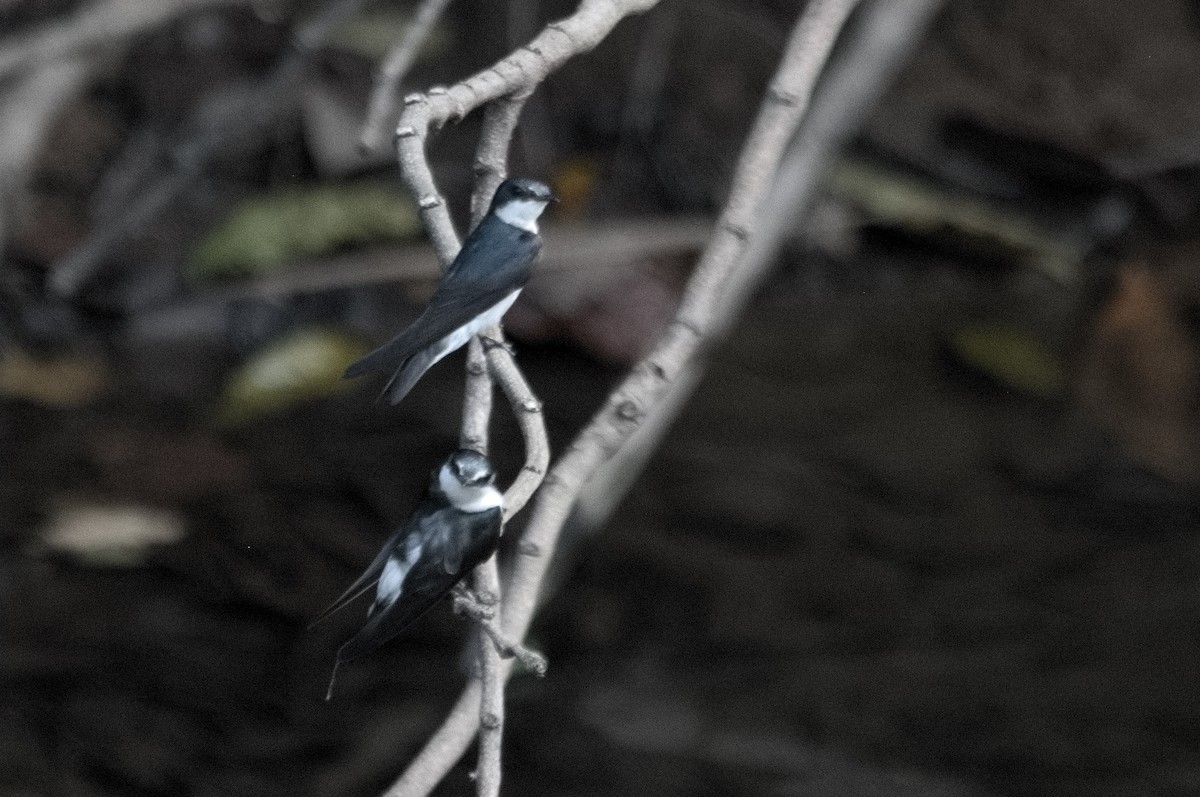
[460, 92, 532, 797]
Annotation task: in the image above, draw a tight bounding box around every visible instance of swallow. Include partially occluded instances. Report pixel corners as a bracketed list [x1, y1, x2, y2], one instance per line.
[344, 177, 555, 404]
[314, 449, 504, 699]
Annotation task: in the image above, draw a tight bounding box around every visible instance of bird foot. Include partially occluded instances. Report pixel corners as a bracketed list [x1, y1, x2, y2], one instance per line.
[480, 335, 515, 356]
[450, 584, 547, 676]
[452, 584, 496, 620]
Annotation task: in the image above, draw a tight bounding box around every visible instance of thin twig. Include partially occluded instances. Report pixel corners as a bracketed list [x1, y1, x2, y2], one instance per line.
[358, 0, 454, 155]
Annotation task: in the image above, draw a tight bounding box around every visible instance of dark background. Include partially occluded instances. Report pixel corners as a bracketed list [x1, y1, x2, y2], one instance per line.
[3, 1, 1200, 795]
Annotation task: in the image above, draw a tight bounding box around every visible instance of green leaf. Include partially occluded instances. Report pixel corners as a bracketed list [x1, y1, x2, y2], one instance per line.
[215, 328, 369, 426]
[190, 183, 420, 281]
[949, 326, 1065, 399]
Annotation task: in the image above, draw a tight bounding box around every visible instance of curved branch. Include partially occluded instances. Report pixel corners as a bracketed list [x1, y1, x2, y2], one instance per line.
[501, 0, 864, 644]
[383, 2, 864, 794]
[358, 0, 455, 155]
[391, 0, 661, 257]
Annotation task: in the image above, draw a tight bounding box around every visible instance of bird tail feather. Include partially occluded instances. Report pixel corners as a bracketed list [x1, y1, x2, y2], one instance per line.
[381, 348, 439, 405]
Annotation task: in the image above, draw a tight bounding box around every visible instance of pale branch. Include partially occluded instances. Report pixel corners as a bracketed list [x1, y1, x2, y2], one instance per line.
[573, 0, 948, 534]
[358, 0, 454, 155]
[501, 0, 864, 654]
[391, 0, 661, 259]
[451, 586, 548, 675]
[465, 553, 504, 797]
[383, 2, 663, 794]
[381, 2, 865, 791]
[460, 91, 534, 797]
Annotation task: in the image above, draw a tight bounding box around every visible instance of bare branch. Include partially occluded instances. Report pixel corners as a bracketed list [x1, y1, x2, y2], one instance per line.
[457, 89, 540, 797]
[574, 0, 948, 532]
[501, 0, 865, 648]
[391, 0, 661, 258]
[384, 2, 863, 794]
[452, 587, 548, 675]
[358, 0, 454, 155]
[384, 2, 666, 793]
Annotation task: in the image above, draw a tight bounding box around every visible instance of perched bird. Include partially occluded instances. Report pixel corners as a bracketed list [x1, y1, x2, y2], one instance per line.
[313, 449, 504, 699]
[344, 177, 555, 404]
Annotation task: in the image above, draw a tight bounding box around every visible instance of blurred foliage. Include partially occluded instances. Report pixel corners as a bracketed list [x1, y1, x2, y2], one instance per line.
[0, 347, 109, 406]
[37, 502, 186, 568]
[949, 325, 1065, 398]
[829, 158, 1081, 284]
[214, 327, 368, 426]
[189, 183, 421, 281]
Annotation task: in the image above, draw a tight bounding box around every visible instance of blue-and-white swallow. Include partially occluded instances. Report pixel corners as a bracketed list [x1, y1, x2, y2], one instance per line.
[344, 177, 555, 404]
[314, 449, 504, 699]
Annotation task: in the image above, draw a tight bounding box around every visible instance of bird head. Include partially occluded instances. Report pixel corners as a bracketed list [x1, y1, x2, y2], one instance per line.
[490, 177, 555, 233]
[437, 449, 502, 512]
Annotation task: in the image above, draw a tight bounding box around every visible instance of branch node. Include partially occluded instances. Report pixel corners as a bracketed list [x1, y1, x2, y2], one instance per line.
[521, 464, 545, 476]
[480, 712, 501, 730]
[768, 86, 800, 105]
[466, 359, 487, 376]
[395, 125, 418, 138]
[428, 85, 448, 95]
[647, 361, 667, 380]
[520, 398, 543, 414]
[518, 541, 542, 557]
[418, 194, 443, 210]
[481, 335, 515, 355]
[720, 219, 751, 240]
[673, 317, 703, 337]
[403, 92, 426, 105]
[451, 584, 494, 616]
[510, 647, 548, 677]
[615, 400, 642, 422]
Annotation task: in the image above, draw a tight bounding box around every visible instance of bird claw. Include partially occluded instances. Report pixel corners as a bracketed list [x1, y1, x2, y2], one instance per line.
[480, 335, 515, 356]
[451, 584, 495, 620]
[450, 583, 548, 676]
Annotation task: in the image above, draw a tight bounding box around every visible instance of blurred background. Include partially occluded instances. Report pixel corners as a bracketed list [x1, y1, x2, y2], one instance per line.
[3, 0, 1200, 795]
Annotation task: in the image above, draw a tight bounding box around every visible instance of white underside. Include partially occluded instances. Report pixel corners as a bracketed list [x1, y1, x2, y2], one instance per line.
[494, 199, 548, 233]
[428, 290, 521, 368]
[438, 463, 504, 513]
[374, 535, 423, 613]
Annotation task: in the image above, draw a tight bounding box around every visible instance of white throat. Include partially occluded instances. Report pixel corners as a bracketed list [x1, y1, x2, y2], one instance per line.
[438, 463, 504, 513]
[494, 199, 548, 233]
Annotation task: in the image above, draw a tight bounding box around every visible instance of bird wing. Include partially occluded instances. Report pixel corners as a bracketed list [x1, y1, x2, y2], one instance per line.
[335, 506, 502, 662]
[306, 501, 431, 629]
[343, 220, 539, 379]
